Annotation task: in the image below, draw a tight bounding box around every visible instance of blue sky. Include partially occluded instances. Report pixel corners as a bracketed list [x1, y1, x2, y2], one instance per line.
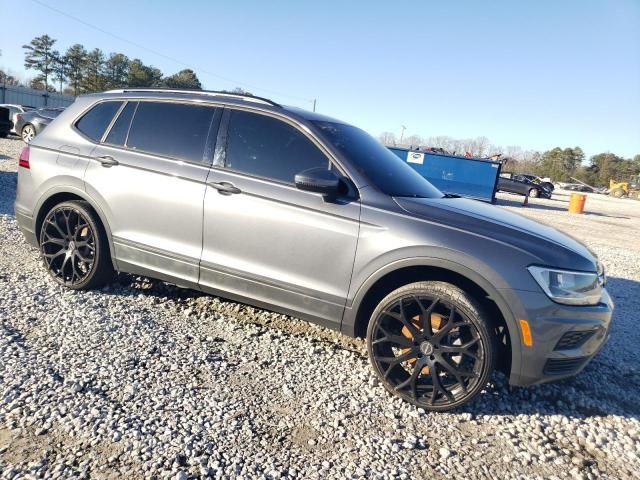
[1, 0, 638, 158]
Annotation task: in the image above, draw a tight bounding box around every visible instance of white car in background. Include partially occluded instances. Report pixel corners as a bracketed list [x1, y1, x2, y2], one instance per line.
[0, 104, 35, 135]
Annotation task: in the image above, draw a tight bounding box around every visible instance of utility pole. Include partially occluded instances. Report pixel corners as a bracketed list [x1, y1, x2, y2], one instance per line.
[400, 125, 406, 144]
[312, 98, 316, 112]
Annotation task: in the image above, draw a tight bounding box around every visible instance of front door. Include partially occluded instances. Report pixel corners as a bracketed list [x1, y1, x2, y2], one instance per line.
[200, 108, 360, 328]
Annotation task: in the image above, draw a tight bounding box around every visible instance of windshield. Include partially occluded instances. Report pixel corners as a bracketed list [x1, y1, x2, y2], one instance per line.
[313, 121, 443, 198]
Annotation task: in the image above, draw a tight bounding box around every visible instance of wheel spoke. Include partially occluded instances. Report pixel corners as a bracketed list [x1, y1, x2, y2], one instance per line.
[71, 257, 82, 283]
[43, 250, 65, 260]
[75, 251, 93, 264]
[377, 349, 418, 366]
[372, 325, 414, 348]
[413, 295, 438, 339]
[394, 359, 423, 399]
[59, 255, 71, 279]
[429, 363, 455, 404]
[76, 240, 94, 250]
[432, 321, 467, 342]
[42, 238, 65, 246]
[45, 218, 67, 238]
[435, 356, 468, 394]
[385, 302, 421, 339]
[62, 210, 72, 237]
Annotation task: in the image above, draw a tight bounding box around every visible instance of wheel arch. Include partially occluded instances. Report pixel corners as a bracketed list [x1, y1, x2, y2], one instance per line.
[343, 258, 521, 378]
[34, 187, 117, 270]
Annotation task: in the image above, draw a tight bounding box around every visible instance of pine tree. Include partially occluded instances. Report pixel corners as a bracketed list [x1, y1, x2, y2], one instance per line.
[23, 34, 57, 91]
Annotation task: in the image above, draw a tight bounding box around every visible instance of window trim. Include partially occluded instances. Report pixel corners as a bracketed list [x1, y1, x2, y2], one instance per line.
[74, 98, 222, 167]
[71, 97, 355, 186]
[73, 100, 124, 144]
[216, 106, 352, 189]
[102, 101, 139, 147]
[99, 101, 128, 144]
[116, 100, 220, 166]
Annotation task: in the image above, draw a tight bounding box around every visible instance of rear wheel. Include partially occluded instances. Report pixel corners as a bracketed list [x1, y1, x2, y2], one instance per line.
[21, 124, 35, 143]
[39, 201, 113, 290]
[528, 188, 539, 198]
[367, 281, 496, 411]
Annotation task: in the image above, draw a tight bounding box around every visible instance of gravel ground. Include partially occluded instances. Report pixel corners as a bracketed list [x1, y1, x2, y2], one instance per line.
[1, 135, 639, 479]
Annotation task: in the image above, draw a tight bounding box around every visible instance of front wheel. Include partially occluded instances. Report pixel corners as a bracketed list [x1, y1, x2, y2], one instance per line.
[528, 188, 539, 198]
[39, 200, 114, 289]
[367, 281, 496, 411]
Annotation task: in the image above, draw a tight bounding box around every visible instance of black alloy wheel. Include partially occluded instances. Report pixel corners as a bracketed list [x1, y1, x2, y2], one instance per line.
[367, 282, 495, 411]
[39, 201, 113, 289]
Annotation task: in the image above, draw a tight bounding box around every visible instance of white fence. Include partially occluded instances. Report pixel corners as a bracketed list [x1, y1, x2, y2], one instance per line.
[0, 85, 75, 108]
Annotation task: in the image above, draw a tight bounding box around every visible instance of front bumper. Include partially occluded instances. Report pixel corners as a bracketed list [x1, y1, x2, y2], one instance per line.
[501, 287, 613, 386]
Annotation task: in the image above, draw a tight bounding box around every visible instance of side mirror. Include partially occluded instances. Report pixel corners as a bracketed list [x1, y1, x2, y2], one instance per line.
[295, 167, 341, 201]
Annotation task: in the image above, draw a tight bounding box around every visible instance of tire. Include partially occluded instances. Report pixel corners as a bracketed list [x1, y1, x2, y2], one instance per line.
[367, 281, 496, 412]
[21, 124, 36, 143]
[610, 188, 625, 198]
[39, 200, 114, 290]
[528, 188, 539, 198]
[0, 132, 8, 138]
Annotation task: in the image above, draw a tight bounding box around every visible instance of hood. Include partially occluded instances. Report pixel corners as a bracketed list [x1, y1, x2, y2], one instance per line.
[394, 196, 597, 271]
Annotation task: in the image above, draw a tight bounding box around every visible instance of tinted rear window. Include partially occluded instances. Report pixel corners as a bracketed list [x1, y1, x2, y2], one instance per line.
[76, 102, 122, 141]
[126, 102, 216, 163]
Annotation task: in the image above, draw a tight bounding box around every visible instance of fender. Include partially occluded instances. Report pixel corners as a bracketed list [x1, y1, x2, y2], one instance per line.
[341, 255, 522, 379]
[33, 185, 119, 271]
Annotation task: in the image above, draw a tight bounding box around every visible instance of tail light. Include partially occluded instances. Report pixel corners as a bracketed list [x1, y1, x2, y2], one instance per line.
[18, 146, 30, 169]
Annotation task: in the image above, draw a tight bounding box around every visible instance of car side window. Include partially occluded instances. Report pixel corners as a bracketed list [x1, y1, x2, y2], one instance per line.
[76, 101, 123, 142]
[225, 110, 329, 183]
[126, 101, 216, 163]
[105, 101, 137, 146]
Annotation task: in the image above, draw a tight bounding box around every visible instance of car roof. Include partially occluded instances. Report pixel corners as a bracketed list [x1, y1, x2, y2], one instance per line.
[82, 89, 347, 125]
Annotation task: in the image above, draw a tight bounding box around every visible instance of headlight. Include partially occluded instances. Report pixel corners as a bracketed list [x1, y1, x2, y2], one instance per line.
[528, 265, 603, 305]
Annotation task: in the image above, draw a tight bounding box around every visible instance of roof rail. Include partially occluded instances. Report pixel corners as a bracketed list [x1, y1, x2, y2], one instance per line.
[104, 88, 281, 108]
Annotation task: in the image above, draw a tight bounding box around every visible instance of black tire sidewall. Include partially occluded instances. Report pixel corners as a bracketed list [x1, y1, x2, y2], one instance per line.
[366, 281, 496, 411]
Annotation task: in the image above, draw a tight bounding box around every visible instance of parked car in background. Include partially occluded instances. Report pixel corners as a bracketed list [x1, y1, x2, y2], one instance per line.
[0, 104, 35, 135]
[15, 107, 65, 143]
[498, 172, 552, 198]
[518, 174, 554, 192]
[563, 183, 595, 193]
[0, 107, 12, 138]
[15, 89, 612, 412]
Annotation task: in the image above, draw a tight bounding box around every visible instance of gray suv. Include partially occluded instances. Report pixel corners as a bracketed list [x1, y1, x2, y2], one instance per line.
[15, 89, 613, 411]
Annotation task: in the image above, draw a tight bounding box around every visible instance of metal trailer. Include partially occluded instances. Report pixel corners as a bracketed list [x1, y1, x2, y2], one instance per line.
[387, 147, 502, 203]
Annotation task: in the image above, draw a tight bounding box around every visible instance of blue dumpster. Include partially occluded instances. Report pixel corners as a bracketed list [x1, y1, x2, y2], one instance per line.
[388, 147, 502, 203]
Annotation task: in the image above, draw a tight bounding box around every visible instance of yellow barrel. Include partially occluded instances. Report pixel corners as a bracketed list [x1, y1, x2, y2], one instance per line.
[568, 193, 586, 214]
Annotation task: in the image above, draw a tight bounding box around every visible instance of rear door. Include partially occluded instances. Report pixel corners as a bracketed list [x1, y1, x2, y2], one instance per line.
[83, 100, 220, 285]
[199, 108, 360, 327]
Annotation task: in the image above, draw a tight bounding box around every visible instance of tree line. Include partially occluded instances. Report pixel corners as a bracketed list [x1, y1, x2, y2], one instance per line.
[9, 34, 203, 95]
[378, 132, 640, 186]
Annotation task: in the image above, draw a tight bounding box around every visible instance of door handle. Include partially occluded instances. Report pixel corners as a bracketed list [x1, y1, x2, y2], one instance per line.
[96, 155, 119, 167]
[208, 181, 241, 195]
